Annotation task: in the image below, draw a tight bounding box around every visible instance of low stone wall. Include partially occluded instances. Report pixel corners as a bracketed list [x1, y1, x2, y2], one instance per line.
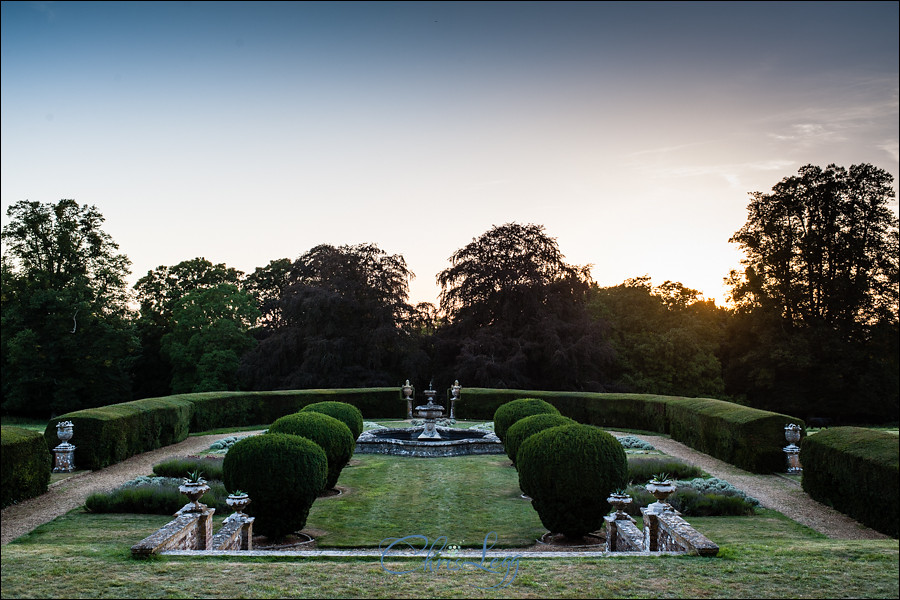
[132, 507, 254, 556]
[641, 507, 719, 556]
[604, 515, 643, 552]
[210, 515, 255, 551]
[604, 509, 718, 556]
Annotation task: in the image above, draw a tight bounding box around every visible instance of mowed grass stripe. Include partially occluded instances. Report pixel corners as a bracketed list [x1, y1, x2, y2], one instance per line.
[307, 454, 545, 548]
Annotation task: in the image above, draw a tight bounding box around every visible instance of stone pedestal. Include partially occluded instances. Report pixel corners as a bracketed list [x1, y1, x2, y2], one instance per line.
[52, 442, 76, 473]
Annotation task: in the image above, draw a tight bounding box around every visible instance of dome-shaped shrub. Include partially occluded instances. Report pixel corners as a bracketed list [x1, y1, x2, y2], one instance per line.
[300, 401, 364, 440]
[269, 412, 355, 490]
[504, 413, 577, 465]
[493, 398, 560, 443]
[517, 424, 627, 539]
[223, 433, 327, 540]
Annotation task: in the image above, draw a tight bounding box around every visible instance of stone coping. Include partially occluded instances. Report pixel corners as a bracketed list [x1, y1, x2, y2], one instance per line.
[161, 549, 691, 558]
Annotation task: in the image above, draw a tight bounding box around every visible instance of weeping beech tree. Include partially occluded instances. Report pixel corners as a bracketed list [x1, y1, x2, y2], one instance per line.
[434, 223, 615, 391]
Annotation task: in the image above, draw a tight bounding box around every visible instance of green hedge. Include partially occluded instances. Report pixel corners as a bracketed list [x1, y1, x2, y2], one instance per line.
[463, 388, 799, 473]
[461, 389, 670, 432]
[187, 388, 400, 431]
[44, 388, 401, 470]
[665, 397, 803, 473]
[801, 427, 898, 538]
[43, 397, 194, 470]
[2, 426, 52, 508]
[43, 386, 803, 475]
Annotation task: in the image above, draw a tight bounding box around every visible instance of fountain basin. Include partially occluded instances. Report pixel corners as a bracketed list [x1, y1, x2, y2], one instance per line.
[355, 426, 503, 458]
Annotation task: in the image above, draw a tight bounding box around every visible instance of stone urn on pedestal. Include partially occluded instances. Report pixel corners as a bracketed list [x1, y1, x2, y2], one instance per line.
[784, 423, 803, 474]
[401, 380, 414, 419]
[645, 475, 677, 513]
[449, 380, 461, 420]
[178, 472, 211, 513]
[52, 421, 76, 473]
[225, 491, 251, 521]
[607, 491, 635, 521]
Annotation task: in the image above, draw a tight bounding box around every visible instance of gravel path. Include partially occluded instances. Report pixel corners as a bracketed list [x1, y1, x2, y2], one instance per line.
[1, 432, 247, 546]
[2, 430, 888, 547]
[629, 433, 888, 540]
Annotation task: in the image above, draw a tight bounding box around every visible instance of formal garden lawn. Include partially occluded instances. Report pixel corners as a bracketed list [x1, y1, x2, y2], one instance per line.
[2, 434, 898, 599]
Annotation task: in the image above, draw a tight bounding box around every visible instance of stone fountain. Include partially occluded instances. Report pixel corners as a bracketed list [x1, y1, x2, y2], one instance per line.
[355, 379, 502, 457]
[415, 383, 444, 439]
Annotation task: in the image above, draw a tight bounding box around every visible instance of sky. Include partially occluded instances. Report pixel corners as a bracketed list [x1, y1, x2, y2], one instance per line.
[2, 1, 898, 306]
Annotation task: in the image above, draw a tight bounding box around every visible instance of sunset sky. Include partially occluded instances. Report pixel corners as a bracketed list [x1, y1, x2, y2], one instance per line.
[2, 1, 897, 306]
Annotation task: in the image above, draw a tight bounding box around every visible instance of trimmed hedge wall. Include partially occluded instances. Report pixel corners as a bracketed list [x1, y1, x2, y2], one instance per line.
[468, 388, 802, 473]
[43, 386, 802, 475]
[187, 389, 401, 432]
[665, 397, 802, 473]
[45, 389, 401, 470]
[801, 427, 898, 538]
[43, 397, 193, 470]
[2, 426, 52, 508]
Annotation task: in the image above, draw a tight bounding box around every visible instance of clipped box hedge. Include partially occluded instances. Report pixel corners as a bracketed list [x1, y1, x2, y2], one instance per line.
[665, 397, 803, 473]
[2, 426, 52, 508]
[43, 386, 803, 476]
[187, 388, 400, 432]
[461, 389, 670, 432]
[801, 427, 899, 538]
[44, 397, 194, 470]
[463, 388, 801, 473]
[46, 388, 402, 470]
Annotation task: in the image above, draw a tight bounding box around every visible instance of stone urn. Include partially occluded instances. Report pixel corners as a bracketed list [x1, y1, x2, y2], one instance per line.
[784, 423, 803, 473]
[645, 479, 677, 513]
[178, 478, 211, 512]
[784, 424, 802, 445]
[607, 492, 633, 519]
[226, 492, 251, 519]
[52, 421, 76, 473]
[56, 421, 74, 443]
[402, 379, 414, 419]
[449, 380, 461, 420]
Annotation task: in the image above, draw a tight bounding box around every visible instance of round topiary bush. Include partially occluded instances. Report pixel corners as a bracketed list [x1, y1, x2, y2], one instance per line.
[504, 413, 577, 465]
[517, 423, 628, 539]
[493, 398, 560, 443]
[300, 401, 364, 440]
[223, 433, 327, 540]
[269, 412, 355, 491]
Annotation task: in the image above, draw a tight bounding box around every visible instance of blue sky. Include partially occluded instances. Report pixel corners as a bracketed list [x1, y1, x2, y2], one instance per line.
[2, 1, 897, 305]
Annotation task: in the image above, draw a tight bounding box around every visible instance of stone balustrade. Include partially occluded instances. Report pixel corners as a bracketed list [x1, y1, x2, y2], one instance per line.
[131, 508, 254, 556]
[604, 508, 718, 556]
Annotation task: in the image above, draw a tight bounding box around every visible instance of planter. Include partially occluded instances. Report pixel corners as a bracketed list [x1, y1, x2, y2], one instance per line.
[607, 493, 633, 519]
[226, 493, 251, 518]
[645, 480, 677, 513]
[178, 481, 210, 512]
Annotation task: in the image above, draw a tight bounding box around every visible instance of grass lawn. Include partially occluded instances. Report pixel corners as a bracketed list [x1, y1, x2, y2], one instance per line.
[2, 451, 898, 599]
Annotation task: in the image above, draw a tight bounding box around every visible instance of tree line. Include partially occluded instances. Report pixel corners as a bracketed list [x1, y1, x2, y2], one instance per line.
[2, 164, 897, 424]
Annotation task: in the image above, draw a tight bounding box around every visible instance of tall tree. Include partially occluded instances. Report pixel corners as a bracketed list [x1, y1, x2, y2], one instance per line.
[724, 164, 899, 422]
[728, 163, 898, 337]
[132, 258, 244, 397]
[239, 243, 422, 389]
[160, 283, 259, 393]
[434, 223, 614, 390]
[1, 200, 137, 416]
[590, 277, 726, 398]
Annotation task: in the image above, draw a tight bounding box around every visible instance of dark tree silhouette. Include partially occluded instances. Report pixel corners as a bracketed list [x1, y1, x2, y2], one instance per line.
[434, 223, 614, 390]
[1, 200, 136, 416]
[239, 243, 423, 389]
[723, 164, 899, 422]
